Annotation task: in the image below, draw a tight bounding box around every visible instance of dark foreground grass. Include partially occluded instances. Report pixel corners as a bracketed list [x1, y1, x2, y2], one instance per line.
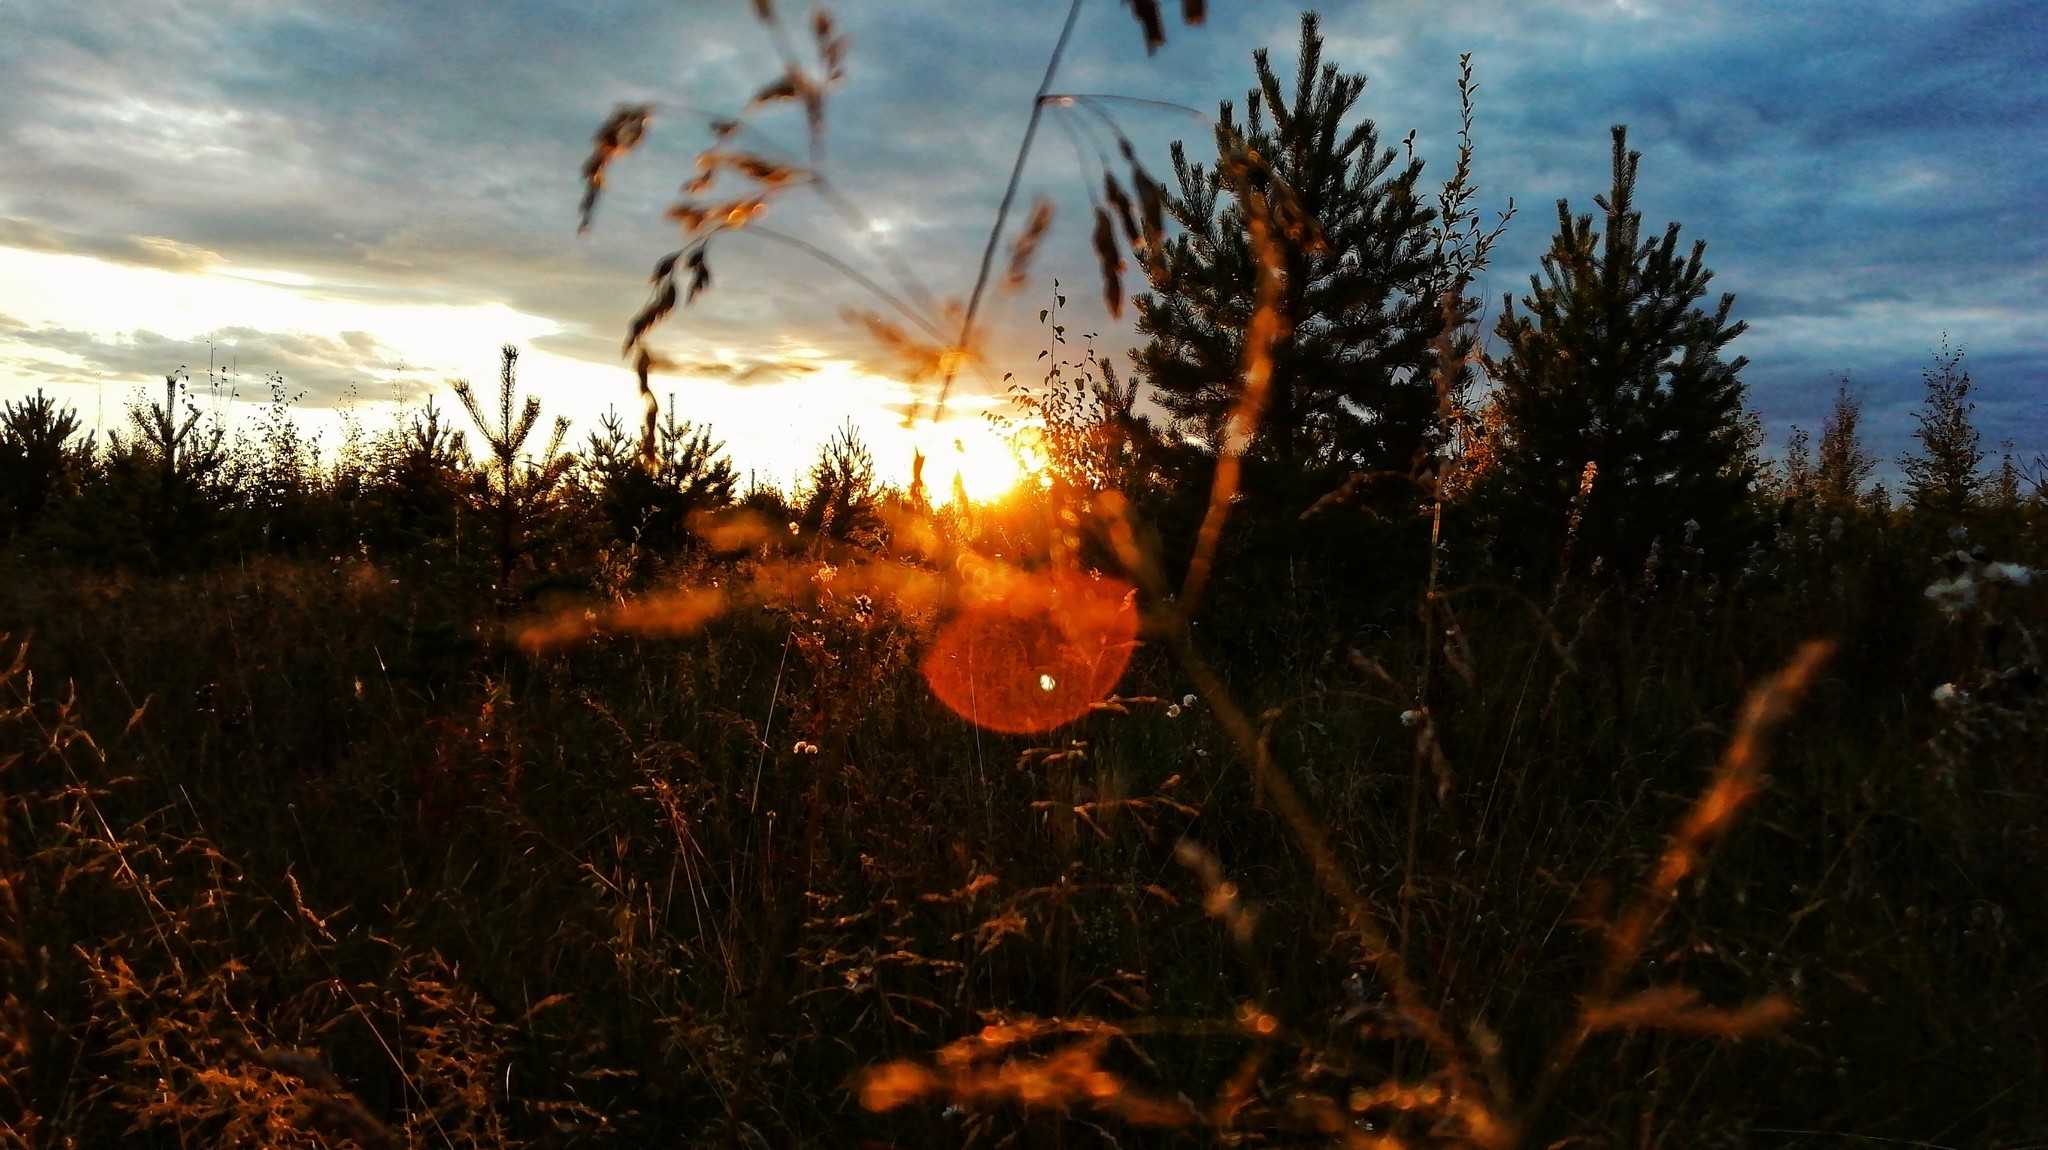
[0, 500, 2041, 1147]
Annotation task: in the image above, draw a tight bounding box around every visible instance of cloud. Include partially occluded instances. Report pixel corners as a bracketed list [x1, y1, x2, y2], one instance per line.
[0, 319, 417, 408]
[0, 217, 222, 274]
[0, 0, 2039, 470]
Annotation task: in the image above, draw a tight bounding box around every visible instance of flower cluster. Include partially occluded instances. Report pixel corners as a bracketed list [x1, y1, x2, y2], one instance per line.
[1922, 527, 2043, 784]
[1924, 529, 2036, 617]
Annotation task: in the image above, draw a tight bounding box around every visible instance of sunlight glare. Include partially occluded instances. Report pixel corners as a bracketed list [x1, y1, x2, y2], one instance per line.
[0, 246, 1050, 508]
[909, 418, 1027, 505]
[922, 568, 1139, 735]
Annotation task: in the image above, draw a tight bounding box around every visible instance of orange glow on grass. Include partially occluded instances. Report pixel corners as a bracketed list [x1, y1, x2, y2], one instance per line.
[512, 500, 1137, 736]
[921, 567, 1138, 734]
[515, 587, 728, 652]
[857, 1020, 1195, 1127]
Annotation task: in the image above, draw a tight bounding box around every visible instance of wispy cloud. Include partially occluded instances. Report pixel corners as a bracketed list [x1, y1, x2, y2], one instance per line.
[0, 217, 223, 274]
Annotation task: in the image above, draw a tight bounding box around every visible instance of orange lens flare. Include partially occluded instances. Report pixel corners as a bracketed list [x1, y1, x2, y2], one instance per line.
[921, 570, 1138, 734]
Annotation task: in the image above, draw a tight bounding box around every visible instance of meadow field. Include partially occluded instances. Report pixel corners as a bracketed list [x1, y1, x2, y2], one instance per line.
[2, 2, 2044, 1146]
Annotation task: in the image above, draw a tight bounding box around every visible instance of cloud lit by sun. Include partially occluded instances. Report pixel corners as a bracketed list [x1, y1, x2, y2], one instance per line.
[0, 244, 1052, 505]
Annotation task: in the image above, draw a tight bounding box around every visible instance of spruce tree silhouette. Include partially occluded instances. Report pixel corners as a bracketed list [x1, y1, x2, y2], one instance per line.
[1133, 12, 1446, 493]
[0, 391, 91, 541]
[367, 398, 472, 553]
[1900, 338, 1983, 518]
[1483, 126, 1756, 583]
[1814, 380, 1876, 511]
[581, 404, 737, 552]
[454, 345, 571, 590]
[798, 421, 883, 546]
[90, 374, 232, 567]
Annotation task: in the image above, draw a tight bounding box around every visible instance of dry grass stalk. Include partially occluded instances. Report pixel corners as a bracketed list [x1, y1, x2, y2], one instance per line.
[0, 639, 39, 1150]
[234, 1039, 401, 1149]
[1125, 0, 1167, 52]
[1003, 195, 1057, 292]
[859, 1017, 1195, 1127]
[1090, 205, 1128, 319]
[584, 4, 862, 460]
[632, 346, 661, 464]
[1177, 178, 1285, 612]
[578, 103, 651, 233]
[1519, 637, 1836, 1134]
[1122, 0, 1207, 53]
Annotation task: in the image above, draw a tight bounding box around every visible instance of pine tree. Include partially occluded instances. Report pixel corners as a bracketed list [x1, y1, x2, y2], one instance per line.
[798, 421, 883, 546]
[1482, 125, 1756, 581]
[1900, 338, 1982, 518]
[454, 345, 572, 587]
[1132, 12, 1446, 488]
[87, 374, 234, 567]
[0, 390, 92, 542]
[581, 403, 737, 552]
[1814, 379, 1875, 510]
[367, 398, 472, 552]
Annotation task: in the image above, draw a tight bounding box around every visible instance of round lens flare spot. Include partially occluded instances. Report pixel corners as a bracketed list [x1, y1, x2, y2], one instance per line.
[922, 571, 1138, 735]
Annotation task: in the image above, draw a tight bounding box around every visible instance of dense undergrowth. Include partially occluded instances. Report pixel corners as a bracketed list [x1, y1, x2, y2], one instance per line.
[0, 479, 2042, 1146]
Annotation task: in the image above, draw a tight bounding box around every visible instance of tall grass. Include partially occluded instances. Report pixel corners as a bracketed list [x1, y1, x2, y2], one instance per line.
[2, 501, 2040, 1145]
[1, 2, 2044, 1147]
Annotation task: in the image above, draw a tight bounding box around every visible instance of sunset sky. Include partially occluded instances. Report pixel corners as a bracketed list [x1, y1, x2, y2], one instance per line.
[1, 0, 2040, 494]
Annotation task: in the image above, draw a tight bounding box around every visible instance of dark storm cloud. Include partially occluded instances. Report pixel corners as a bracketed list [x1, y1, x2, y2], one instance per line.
[0, 0, 2040, 463]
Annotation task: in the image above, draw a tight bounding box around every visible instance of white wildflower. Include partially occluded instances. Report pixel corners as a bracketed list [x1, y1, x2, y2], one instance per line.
[1925, 574, 1979, 614]
[1983, 562, 2036, 587]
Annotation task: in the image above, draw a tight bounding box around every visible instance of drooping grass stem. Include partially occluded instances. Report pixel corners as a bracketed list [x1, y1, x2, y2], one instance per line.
[942, 0, 1087, 419]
